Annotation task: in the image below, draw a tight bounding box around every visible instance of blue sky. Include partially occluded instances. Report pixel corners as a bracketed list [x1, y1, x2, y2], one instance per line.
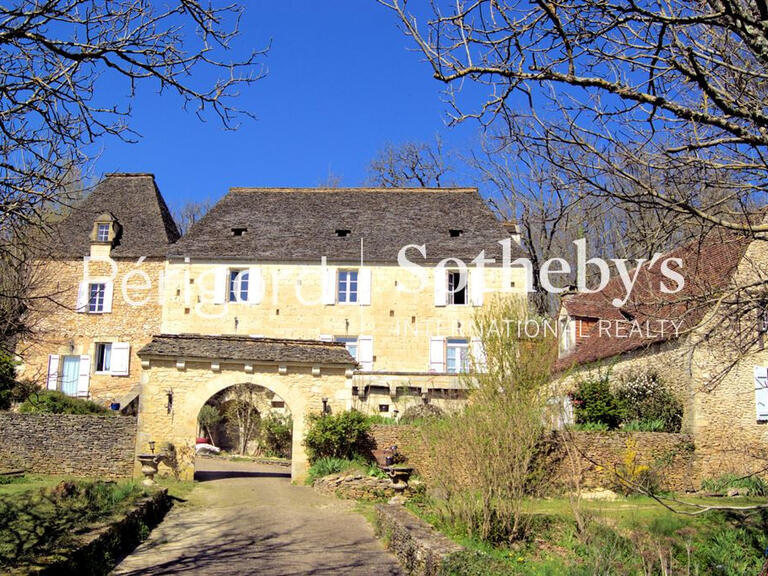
[94, 1, 483, 214]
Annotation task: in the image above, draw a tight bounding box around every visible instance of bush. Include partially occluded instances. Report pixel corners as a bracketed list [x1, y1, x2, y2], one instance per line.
[572, 421, 609, 431]
[0, 352, 16, 411]
[260, 413, 292, 458]
[622, 419, 665, 432]
[701, 473, 768, 496]
[616, 371, 682, 432]
[399, 403, 444, 424]
[18, 390, 109, 414]
[572, 372, 622, 429]
[303, 410, 373, 463]
[305, 457, 370, 485]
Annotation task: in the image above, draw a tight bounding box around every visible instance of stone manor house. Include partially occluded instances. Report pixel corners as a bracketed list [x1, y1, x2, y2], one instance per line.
[17, 172, 768, 483]
[17, 173, 527, 479]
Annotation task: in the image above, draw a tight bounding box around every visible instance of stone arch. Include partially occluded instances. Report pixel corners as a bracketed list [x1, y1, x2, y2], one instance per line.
[134, 335, 355, 482]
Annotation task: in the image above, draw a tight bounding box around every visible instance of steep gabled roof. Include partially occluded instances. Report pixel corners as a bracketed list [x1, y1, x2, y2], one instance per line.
[555, 231, 753, 371]
[52, 173, 180, 258]
[169, 187, 524, 263]
[138, 334, 356, 365]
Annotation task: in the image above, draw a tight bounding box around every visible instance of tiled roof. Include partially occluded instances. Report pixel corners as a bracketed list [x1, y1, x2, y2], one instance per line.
[555, 231, 753, 371]
[51, 173, 180, 258]
[137, 334, 356, 365]
[168, 187, 525, 263]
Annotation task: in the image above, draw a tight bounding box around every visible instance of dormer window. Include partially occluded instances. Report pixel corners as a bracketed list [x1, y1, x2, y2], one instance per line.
[89, 213, 119, 246]
[449, 229, 463, 238]
[96, 223, 110, 242]
[232, 227, 247, 237]
[335, 229, 351, 238]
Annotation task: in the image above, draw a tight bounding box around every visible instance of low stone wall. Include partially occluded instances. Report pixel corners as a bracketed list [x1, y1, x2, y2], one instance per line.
[0, 413, 137, 478]
[313, 472, 397, 501]
[543, 430, 697, 493]
[376, 503, 463, 576]
[370, 425, 697, 493]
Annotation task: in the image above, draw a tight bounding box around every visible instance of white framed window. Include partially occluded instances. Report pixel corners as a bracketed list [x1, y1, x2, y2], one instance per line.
[446, 338, 470, 374]
[338, 269, 358, 303]
[228, 269, 249, 303]
[95, 343, 112, 373]
[88, 283, 106, 313]
[335, 336, 358, 360]
[447, 271, 468, 305]
[48, 354, 90, 397]
[96, 223, 110, 242]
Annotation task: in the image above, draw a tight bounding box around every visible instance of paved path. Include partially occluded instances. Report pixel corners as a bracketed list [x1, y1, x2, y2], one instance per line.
[112, 458, 402, 575]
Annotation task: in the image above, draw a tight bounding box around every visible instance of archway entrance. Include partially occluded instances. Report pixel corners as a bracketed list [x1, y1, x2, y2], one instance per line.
[134, 334, 355, 482]
[194, 383, 293, 480]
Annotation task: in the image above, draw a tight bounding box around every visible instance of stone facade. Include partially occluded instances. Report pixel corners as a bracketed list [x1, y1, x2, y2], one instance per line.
[0, 413, 136, 478]
[18, 257, 166, 405]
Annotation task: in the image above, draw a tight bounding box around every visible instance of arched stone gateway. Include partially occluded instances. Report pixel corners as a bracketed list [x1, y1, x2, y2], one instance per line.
[135, 334, 356, 481]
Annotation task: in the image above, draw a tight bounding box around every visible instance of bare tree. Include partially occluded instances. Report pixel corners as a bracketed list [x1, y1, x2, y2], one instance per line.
[225, 383, 262, 455]
[367, 136, 454, 187]
[174, 199, 213, 236]
[382, 0, 766, 235]
[0, 1, 266, 351]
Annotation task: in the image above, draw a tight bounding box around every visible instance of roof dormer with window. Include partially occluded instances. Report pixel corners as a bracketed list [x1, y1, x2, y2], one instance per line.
[89, 213, 120, 258]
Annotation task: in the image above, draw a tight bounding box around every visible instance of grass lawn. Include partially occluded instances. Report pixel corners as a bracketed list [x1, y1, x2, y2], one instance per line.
[0, 476, 151, 572]
[408, 494, 768, 575]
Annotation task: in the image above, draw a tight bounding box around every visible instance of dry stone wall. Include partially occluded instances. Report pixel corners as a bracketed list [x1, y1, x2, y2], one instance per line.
[0, 413, 137, 478]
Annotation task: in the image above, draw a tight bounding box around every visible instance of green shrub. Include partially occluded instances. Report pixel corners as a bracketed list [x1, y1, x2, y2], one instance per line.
[572, 372, 622, 429]
[0, 352, 16, 411]
[306, 457, 357, 484]
[622, 418, 665, 432]
[616, 371, 682, 432]
[438, 551, 516, 576]
[701, 473, 768, 496]
[18, 390, 109, 414]
[572, 421, 609, 431]
[260, 413, 292, 458]
[303, 410, 373, 462]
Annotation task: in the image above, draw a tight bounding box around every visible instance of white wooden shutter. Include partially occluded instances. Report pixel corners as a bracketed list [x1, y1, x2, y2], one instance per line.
[470, 268, 484, 306]
[358, 336, 374, 371]
[429, 337, 446, 372]
[247, 267, 263, 304]
[212, 267, 228, 304]
[319, 335, 333, 342]
[471, 337, 487, 372]
[322, 267, 337, 305]
[76, 282, 88, 312]
[102, 281, 114, 313]
[110, 342, 131, 376]
[755, 366, 768, 421]
[77, 355, 90, 397]
[47, 355, 59, 390]
[358, 268, 372, 306]
[434, 268, 447, 307]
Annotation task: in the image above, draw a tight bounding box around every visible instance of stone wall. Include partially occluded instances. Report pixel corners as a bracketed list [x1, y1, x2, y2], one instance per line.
[375, 503, 463, 576]
[313, 472, 397, 501]
[370, 425, 697, 492]
[0, 413, 137, 478]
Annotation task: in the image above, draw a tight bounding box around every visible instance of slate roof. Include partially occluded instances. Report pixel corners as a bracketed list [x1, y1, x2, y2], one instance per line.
[138, 334, 356, 365]
[169, 187, 524, 263]
[555, 231, 753, 371]
[52, 173, 180, 258]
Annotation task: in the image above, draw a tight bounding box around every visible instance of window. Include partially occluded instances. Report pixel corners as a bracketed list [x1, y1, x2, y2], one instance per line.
[447, 271, 467, 305]
[335, 229, 351, 237]
[229, 269, 249, 302]
[338, 270, 358, 303]
[60, 356, 80, 396]
[271, 400, 285, 409]
[446, 338, 470, 374]
[335, 336, 358, 360]
[449, 229, 463, 238]
[378, 404, 390, 413]
[95, 343, 112, 373]
[231, 227, 247, 237]
[88, 283, 106, 313]
[96, 223, 110, 242]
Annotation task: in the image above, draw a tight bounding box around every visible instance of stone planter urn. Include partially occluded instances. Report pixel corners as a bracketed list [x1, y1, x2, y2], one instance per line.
[137, 454, 165, 486]
[388, 465, 413, 493]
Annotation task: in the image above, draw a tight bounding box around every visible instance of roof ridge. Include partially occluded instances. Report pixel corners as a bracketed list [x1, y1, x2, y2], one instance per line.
[228, 187, 477, 194]
[156, 333, 346, 347]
